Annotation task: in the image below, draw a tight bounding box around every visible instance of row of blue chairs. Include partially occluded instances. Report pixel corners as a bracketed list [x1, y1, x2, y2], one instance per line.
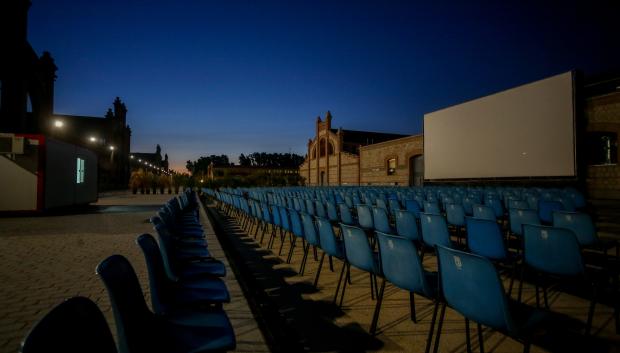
[20, 190, 236, 353]
[210, 187, 619, 353]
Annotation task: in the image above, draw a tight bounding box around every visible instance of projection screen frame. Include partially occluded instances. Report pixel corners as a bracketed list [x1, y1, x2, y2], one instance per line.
[423, 70, 578, 182]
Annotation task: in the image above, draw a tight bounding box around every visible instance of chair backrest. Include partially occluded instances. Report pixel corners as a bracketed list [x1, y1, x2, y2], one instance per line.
[436, 246, 515, 333]
[405, 199, 422, 218]
[326, 201, 339, 222]
[552, 211, 597, 246]
[446, 203, 465, 226]
[420, 213, 452, 248]
[423, 201, 441, 215]
[538, 200, 564, 224]
[472, 204, 496, 221]
[338, 203, 354, 225]
[300, 212, 320, 246]
[357, 204, 374, 229]
[279, 206, 291, 232]
[305, 199, 316, 216]
[136, 233, 175, 315]
[340, 224, 378, 274]
[96, 255, 155, 353]
[523, 224, 585, 276]
[316, 217, 343, 258]
[261, 203, 272, 224]
[388, 199, 401, 214]
[376, 198, 388, 211]
[376, 232, 434, 298]
[20, 297, 117, 353]
[508, 208, 540, 236]
[152, 222, 181, 281]
[288, 208, 304, 237]
[508, 199, 529, 210]
[485, 198, 504, 218]
[372, 207, 392, 234]
[271, 205, 282, 226]
[315, 200, 327, 218]
[466, 217, 507, 260]
[394, 209, 420, 241]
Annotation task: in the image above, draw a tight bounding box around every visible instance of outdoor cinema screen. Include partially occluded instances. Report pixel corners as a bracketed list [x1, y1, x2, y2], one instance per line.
[423, 71, 576, 180]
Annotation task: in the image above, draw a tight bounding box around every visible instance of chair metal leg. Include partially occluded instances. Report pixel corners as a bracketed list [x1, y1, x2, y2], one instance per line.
[410, 292, 417, 323]
[339, 263, 351, 307]
[508, 262, 517, 297]
[465, 318, 472, 353]
[287, 237, 297, 264]
[432, 303, 447, 353]
[347, 264, 352, 284]
[369, 273, 375, 300]
[313, 252, 326, 287]
[425, 300, 439, 353]
[329, 256, 334, 272]
[278, 230, 286, 256]
[518, 264, 525, 303]
[477, 323, 484, 353]
[585, 281, 598, 336]
[259, 223, 267, 244]
[333, 261, 347, 304]
[370, 278, 386, 335]
[299, 243, 309, 275]
[313, 245, 318, 261]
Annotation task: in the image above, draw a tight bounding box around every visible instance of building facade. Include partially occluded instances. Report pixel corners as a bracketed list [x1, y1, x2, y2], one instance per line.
[299, 112, 422, 186]
[300, 77, 620, 199]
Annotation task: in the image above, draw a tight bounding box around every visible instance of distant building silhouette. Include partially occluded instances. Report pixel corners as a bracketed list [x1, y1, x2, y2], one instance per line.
[0, 0, 131, 190]
[131, 144, 171, 174]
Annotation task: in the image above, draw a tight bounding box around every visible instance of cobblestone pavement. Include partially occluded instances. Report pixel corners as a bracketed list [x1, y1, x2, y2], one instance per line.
[0, 193, 267, 353]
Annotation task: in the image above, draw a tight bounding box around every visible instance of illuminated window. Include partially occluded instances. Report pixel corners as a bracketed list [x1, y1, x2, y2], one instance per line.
[76, 158, 85, 183]
[387, 158, 397, 175]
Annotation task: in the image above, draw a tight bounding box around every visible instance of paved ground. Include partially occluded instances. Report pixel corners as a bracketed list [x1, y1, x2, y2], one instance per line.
[207, 200, 620, 353]
[0, 193, 267, 353]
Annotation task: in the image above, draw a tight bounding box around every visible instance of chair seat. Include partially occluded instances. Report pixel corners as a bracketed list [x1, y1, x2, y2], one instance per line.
[160, 311, 236, 353]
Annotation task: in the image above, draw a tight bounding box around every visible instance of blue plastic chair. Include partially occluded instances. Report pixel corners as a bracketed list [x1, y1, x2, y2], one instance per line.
[552, 211, 614, 249]
[372, 232, 439, 351]
[357, 204, 375, 231]
[508, 199, 530, 210]
[372, 207, 393, 234]
[339, 203, 355, 226]
[537, 200, 564, 224]
[420, 213, 452, 250]
[315, 200, 327, 218]
[394, 209, 421, 242]
[278, 206, 291, 256]
[434, 246, 547, 353]
[520, 224, 600, 336]
[405, 199, 422, 219]
[325, 201, 339, 223]
[466, 217, 517, 294]
[314, 217, 345, 289]
[96, 255, 236, 353]
[423, 201, 441, 215]
[338, 224, 381, 306]
[299, 212, 321, 275]
[509, 209, 540, 238]
[20, 297, 117, 353]
[473, 204, 496, 221]
[136, 234, 229, 315]
[286, 208, 305, 264]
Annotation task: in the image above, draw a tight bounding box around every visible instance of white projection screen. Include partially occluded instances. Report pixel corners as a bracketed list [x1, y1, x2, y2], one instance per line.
[424, 71, 576, 180]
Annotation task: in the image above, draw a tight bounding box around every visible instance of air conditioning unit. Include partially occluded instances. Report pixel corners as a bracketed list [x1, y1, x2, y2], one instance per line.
[0, 134, 25, 154]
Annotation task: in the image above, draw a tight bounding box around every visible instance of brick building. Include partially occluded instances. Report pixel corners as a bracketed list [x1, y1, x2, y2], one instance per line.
[300, 75, 620, 199]
[298, 112, 423, 186]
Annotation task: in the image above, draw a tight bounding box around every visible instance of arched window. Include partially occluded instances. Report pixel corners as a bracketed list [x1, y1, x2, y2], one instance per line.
[311, 146, 316, 159]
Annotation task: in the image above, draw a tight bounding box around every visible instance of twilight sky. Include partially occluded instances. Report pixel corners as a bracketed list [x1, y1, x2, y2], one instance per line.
[27, 0, 619, 172]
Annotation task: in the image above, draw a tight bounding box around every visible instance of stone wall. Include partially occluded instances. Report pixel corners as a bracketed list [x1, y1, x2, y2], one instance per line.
[359, 135, 423, 185]
[585, 91, 620, 199]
